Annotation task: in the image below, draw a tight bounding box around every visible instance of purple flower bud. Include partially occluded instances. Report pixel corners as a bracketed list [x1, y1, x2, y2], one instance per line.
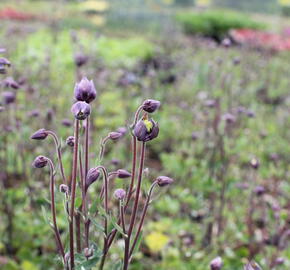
[204, 99, 217, 108]
[62, 119, 73, 127]
[74, 77, 96, 104]
[116, 126, 127, 136]
[86, 168, 100, 191]
[133, 118, 159, 142]
[32, 156, 48, 168]
[156, 176, 174, 187]
[59, 184, 69, 193]
[3, 77, 20, 89]
[222, 113, 236, 124]
[254, 186, 266, 196]
[28, 109, 40, 118]
[117, 169, 131, 179]
[114, 188, 126, 200]
[71, 101, 91, 120]
[109, 132, 123, 141]
[246, 109, 255, 118]
[142, 99, 161, 113]
[244, 261, 262, 270]
[83, 247, 93, 258]
[66, 136, 75, 147]
[222, 38, 231, 48]
[210, 257, 223, 270]
[0, 57, 11, 74]
[274, 257, 284, 266]
[250, 158, 260, 170]
[31, 129, 48, 140]
[0, 106, 4, 112]
[2, 91, 16, 104]
[191, 132, 199, 141]
[74, 53, 88, 67]
[111, 159, 120, 166]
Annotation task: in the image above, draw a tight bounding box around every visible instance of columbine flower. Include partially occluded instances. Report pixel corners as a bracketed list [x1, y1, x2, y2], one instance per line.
[142, 99, 161, 113]
[210, 257, 223, 270]
[133, 116, 159, 142]
[156, 176, 174, 187]
[85, 168, 100, 191]
[74, 77, 96, 103]
[117, 169, 131, 179]
[31, 129, 48, 140]
[71, 101, 91, 120]
[2, 91, 16, 105]
[32, 156, 48, 168]
[109, 132, 123, 141]
[66, 136, 75, 147]
[114, 188, 126, 200]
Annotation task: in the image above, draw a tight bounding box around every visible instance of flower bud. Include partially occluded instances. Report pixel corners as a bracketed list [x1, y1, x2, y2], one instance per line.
[59, 184, 69, 194]
[116, 126, 127, 136]
[0, 57, 11, 74]
[250, 158, 259, 170]
[74, 53, 88, 67]
[71, 101, 91, 120]
[142, 99, 161, 113]
[210, 257, 223, 270]
[3, 77, 20, 89]
[74, 77, 96, 103]
[32, 156, 48, 168]
[254, 186, 265, 196]
[156, 176, 174, 187]
[62, 119, 73, 127]
[2, 91, 16, 104]
[83, 247, 93, 258]
[109, 132, 122, 141]
[133, 117, 159, 142]
[244, 261, 262, 270]
[66, 136, 75, 147]
[117, 169, 131, 179]
[31, 129, 48, 140]
[222, 113, 236, 124]
[114, 188, 126, 200]
[85, 168, 100, 191]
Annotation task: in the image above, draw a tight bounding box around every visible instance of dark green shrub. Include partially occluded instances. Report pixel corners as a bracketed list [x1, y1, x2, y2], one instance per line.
[176, 10, 265, 41]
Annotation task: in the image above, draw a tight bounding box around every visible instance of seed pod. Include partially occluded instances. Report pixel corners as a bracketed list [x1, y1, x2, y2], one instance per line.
[32, 156, 48, 168]
[74, 77, 96, 103]
[66, 136, 75, 147]
[156, 176, 174, 187]
[117, 169, 131, 179]
[31, 129, 48, 140]
[109, 132, 122, 141]
[2, 91, 16, 104]
[114, 188, 126, 200]
[142, 99, 161, 113]
[86, 168, 100, 191]
[133, 117, 159, 142]
[71, 101, 91, 120]
[210, 257, 223, 270]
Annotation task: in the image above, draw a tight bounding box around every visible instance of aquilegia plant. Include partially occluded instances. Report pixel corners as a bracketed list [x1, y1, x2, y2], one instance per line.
[31, 77, 174, 270]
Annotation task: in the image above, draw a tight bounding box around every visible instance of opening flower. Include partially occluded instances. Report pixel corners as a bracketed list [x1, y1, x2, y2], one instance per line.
[71, 101, 91, 120]
[133, 116, 159, 142]
[32, 156, 48, 168]
[142, 99, 161, 113]
[114, 188, 126, 200]
[74, 77, 96, 103]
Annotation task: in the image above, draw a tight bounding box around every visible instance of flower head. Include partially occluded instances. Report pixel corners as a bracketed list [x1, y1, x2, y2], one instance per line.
[66, 136, 75, 147]
[32, 156, 48, 168]
[85, 168, 100, 191]
[142, 99, 161, 113]
[74, 77, 96, 103]
[0, 57, 11, 74]
[31, 129, 48, 140]
[74, 53, 88, 67]
[133, 116, 159, 142]
[71, 101, 91, 120]
[156, 176, 174, 187]
[210, 257, 223, 270]
[114, 188, 126, 200]
[2, 91, 16, 105]
[109, 132, 123, 141]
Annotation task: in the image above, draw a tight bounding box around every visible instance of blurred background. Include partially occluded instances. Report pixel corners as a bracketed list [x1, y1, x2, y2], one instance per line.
[0, 0, 290, 269]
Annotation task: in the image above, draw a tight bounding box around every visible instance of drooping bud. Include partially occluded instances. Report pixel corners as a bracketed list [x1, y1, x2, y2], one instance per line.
[114, 188, 126, 200]
[85, 168, 100, 191]
[31, 129, 48, 140]
[210, 257, 223, 270]
[3, 77, 20, 89]
[71, 101, 91, 120]
[156, 176, 174, 187]
[59, 184, 69, 194]
[133, 117, 159, 142]
[244, 261, 262, 270]
[83, 247, 93, 259]
[142, 99, 161, 113]
[108, 132, 122, 141]
[74, 77, 96, 103]
[32, 156, 48, 168]
[66, 136, 75, 147]
[117, 169, 131, 179]
[2, 91, 16, 104]
[116, 126, 127, 136]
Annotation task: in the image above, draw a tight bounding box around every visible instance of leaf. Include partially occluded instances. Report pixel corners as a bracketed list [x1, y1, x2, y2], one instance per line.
[112, 261, 122, 270]
[110, 215, 127, 238]
[132, 231, 143, 255]
[76, 254, 101, 270]
[90, 218, 105, 232]
[41, 205, 50, 225]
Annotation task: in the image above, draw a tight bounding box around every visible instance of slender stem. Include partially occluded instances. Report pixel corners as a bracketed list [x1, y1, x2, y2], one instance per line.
[123, 142, 146, 270]
[129, 181, 157, 258]
[47, 159, 65, 260]
[69, 120, 80, 270]
[47, 131, 67, 185]
[99, 136, 110, 163]
[120, 200, 126, 234]
[84, 116, 90, 248]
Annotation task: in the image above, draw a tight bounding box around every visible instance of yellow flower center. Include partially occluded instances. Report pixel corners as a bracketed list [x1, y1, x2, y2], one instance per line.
[143, 119, 153, 132]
